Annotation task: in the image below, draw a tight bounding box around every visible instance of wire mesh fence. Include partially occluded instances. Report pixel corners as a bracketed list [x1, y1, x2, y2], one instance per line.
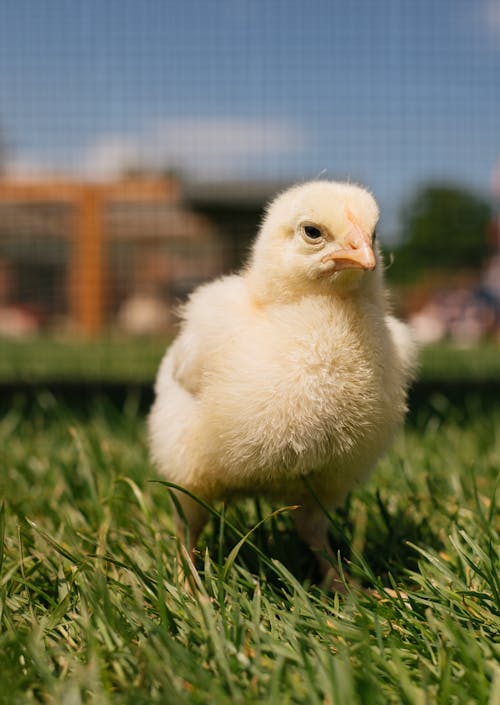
[0, 1, 499, 347]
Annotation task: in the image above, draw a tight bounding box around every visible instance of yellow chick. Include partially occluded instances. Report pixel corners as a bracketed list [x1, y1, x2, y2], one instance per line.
[148, 181, 416, 587]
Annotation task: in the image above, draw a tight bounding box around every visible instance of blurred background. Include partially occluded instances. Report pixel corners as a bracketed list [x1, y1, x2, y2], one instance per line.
[0, 0, 499, 382]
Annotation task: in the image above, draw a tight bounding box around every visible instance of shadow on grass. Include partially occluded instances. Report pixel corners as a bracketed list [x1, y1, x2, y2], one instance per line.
[192, 491, 443, 592]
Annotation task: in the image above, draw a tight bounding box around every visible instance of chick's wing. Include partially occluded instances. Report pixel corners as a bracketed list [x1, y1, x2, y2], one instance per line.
[168, 274, 249, 397]
[170, 329, 205, 396]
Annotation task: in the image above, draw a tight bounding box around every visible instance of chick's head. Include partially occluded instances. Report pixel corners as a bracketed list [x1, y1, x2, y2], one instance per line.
[249, 181, 381, 301]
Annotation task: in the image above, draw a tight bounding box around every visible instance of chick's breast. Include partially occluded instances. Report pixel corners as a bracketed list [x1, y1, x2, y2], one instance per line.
[149, 276, 411, 504]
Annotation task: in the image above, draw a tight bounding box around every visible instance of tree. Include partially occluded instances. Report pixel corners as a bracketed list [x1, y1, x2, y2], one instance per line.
[393, 183, 492, 282]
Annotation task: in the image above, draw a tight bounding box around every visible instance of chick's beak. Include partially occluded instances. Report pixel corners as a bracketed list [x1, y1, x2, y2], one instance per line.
[321, 229, 376, 272]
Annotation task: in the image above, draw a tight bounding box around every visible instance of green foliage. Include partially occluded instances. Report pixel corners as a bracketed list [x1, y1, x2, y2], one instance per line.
[0, 395, 498, 703]
[393, 183, 492, 282]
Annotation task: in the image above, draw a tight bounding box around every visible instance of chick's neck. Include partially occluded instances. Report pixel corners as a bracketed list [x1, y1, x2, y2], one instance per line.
[244, 264, 386, 310]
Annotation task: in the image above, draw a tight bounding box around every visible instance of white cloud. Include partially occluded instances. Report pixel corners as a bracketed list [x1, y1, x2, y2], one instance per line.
[485, 0, 500, 29]
[80, 136, 139, 181]
[4, 156, 56, 180]
[4, 117, 306, 182]
[80, 117, 306, 180]
[478, 0, 500, 39]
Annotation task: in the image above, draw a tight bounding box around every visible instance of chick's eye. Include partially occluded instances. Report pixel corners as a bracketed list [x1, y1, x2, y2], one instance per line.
[303, 225, 322, 241]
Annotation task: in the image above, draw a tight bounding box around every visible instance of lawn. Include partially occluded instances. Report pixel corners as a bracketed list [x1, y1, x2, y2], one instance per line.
[0, 394, 498, 704]
[0, 337, 170, 384]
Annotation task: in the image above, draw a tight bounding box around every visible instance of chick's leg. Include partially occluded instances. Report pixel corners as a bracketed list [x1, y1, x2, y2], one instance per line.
[173, 491, 209, 555]
[292, 504, 347, 593]
[172, 491, 209, 591]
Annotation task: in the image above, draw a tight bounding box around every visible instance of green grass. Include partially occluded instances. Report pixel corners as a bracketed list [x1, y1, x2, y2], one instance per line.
[0, 337, 169, 383]
[0, 394, 498, 704]
[1, 337, 500, 383]
[419, 342, 500, 382]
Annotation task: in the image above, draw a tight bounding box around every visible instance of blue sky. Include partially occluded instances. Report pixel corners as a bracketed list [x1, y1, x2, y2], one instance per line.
[0, 0, 499, 237]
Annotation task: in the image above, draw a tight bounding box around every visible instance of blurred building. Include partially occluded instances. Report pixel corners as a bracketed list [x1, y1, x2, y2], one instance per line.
[0, 177, 282, 337]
